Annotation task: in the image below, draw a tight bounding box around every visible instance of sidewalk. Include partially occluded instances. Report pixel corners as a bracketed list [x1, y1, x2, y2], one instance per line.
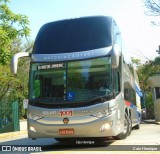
[142, 119, 160, 125]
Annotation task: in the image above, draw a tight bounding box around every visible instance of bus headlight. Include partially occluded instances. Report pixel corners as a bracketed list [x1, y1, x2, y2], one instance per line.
[100, 121, 113, 131]
[28, 113, 43, 120]
[29, 126, 37, 133]
[90, 106, 117, 118]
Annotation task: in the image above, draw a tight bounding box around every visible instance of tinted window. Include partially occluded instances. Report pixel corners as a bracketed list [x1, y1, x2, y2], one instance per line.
[29, 57, 112, 103]
[124, 82, 136, 105]
[33, 16, 112, 54]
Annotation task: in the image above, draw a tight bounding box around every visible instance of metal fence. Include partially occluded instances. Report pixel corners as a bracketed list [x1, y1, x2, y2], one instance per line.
[0, 101, 20, 133]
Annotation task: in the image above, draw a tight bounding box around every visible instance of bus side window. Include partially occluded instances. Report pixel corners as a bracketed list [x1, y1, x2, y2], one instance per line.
[124, 89, 129, 100]
[124, 82, 136, 105]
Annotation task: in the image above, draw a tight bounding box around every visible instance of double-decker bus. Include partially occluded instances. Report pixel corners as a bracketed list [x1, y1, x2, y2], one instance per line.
[11, 16, 142, 141]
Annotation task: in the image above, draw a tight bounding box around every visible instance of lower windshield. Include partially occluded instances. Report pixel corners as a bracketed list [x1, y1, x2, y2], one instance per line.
[29, 57, 112, 103]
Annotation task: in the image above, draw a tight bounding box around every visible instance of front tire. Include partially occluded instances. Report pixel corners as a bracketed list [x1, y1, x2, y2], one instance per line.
[133, 123, 140, 129]
[128, 115, 132, 136]
[115, 113, 129, 140]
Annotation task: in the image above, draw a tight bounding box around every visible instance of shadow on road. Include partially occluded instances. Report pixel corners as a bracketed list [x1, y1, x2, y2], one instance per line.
[43, 138, 114, 151]
[141, 120, 160, 125]
[0, 137, 115, 151]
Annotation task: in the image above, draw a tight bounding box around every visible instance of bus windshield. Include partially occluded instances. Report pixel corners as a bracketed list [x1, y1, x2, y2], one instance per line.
[29, 57, 112, 103]
[33, 16, 112, 54]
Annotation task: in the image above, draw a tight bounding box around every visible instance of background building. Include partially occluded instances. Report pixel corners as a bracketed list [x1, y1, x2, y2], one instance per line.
[147, 75, 160, 122]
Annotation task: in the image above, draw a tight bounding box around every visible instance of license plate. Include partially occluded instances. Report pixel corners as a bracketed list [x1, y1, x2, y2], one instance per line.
[59, 128, 74, 135]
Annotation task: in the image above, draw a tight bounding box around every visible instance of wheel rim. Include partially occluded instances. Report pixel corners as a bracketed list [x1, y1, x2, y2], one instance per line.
[128, 118, 132, 132]
[123, 119, 128, 134]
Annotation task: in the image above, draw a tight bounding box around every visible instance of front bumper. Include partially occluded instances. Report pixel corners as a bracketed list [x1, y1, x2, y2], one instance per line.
[28, 112, 122, 138]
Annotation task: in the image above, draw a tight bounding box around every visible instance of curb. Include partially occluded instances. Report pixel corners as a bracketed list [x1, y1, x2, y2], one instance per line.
[143, 120, 160, 125]
[0, 131, 28, 141]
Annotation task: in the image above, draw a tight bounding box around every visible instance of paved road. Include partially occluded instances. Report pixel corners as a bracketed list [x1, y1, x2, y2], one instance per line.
[0, 121, 160, 153]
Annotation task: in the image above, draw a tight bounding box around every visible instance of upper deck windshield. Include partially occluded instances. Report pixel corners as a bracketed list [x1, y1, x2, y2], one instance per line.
[29, 57, 112, 104]
[33, 16, 112, 54]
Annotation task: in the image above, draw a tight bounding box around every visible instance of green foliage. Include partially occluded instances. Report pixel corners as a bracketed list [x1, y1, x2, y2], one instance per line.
[145, 92, 154, 109]
[0, 40, 32, 100]
[138, 59, 160, 92]
[0, 65, 21, 101]
[131, 57, 141, 66]
[0, 0, 31, 118]
[0, 0, 30, 65]
[153, 56, 160, 65]
[0, 50, 31, 118]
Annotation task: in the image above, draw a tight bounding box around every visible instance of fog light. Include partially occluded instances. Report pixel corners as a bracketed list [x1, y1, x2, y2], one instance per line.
[30, 126, 37, 133]
[100, 122, 113, 132]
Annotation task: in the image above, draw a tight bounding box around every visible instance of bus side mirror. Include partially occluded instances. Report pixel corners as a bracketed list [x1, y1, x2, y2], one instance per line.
[11, 52, 30, 74]
[111, 44, 121, 68]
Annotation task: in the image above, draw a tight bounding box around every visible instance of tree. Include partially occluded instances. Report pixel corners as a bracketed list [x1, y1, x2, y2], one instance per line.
[143, 0, 160, 25]
[131, 57, 142, 67]
[0, 40, 33, 118]
[138, 58, 160, 92]
[143, 0, 160, 16]
[136, 56, 160, 118]
[143, 0, 160, 59]
[156, 45, 160, 54]
[0, 0, 32, 118]
[0, 0, 30, 65]
[152, 56, 160, 64]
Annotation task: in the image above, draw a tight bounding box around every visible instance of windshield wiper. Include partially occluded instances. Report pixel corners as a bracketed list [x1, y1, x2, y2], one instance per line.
[88, 93, 113, 102]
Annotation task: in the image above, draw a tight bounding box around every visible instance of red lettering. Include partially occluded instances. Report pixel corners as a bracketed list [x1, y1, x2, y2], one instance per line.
[60, 110, 73, 116]
[59, 129, 74, 135]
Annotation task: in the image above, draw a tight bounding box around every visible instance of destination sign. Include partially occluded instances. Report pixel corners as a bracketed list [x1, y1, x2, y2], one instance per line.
[32, 46, 112, 62]
[37, 63, 64, 70]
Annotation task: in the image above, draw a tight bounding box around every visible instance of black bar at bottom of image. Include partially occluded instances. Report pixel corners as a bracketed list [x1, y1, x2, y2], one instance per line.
[0, 145, 160, 152]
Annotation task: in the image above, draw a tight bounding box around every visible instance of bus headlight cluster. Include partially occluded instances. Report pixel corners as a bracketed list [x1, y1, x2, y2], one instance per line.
[100, 121, 113, 132]
[90, 106, 117, 118]
[28, 113, 43, 120]
[91, 110, 110, 118]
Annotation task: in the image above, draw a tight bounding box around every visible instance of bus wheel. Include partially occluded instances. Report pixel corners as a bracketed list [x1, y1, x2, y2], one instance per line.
[115, 113, 129, 140]
[128, 116, 132, 136]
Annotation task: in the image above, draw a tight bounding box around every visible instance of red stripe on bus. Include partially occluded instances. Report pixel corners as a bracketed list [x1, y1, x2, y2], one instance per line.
[125, 101, 131, 106]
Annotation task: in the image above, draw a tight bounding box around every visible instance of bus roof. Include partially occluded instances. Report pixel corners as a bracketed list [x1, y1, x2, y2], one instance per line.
[32, 16, 114, 54]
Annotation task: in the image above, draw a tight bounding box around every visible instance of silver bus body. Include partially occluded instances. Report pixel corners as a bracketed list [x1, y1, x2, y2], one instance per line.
[11, 16, 142, 140]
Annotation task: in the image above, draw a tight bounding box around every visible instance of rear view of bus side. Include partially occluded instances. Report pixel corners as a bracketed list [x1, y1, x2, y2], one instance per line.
[11, 16, 142, 141]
